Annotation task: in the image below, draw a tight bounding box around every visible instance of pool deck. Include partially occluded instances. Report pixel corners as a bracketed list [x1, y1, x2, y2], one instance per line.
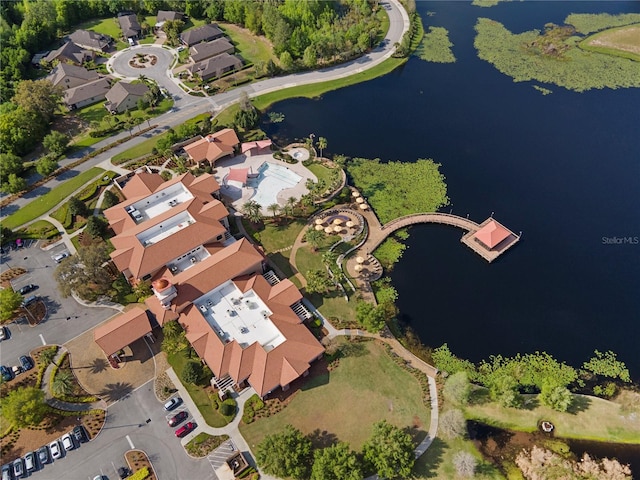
[214, 151, 317, 215]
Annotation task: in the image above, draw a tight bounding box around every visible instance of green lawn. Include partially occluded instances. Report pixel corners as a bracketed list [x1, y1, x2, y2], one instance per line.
[306, 162, 334, 187]
[413, 437, 504, 479]
[220, 23, 276, 65]
[3, 167, 105, 230]
[15, 220, 59, 240]
[239, 339, 431, 450]
[167, 350, 230, 428]
[111, 112, 210, 163]
[465, 390, 640, 444]
[244, 219, 306, 253]
[74, 17, 128, 50]
[295, 244, 325, 274]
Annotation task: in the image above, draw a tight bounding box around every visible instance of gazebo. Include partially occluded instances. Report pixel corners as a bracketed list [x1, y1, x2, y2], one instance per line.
[227, 167, 251, 187]
[473, 220, 511, 250]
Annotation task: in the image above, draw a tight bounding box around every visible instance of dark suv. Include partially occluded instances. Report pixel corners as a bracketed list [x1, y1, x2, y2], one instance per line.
[0, 366, 13, 382]
[72, 425, 89, 443]
[19, 356, 34, 371]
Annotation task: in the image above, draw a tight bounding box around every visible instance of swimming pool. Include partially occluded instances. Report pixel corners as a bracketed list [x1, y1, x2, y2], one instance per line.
[249, 162, 302, 207]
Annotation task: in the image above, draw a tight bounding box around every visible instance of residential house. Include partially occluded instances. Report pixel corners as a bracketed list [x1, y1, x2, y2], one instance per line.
[180, 23, 223, 46]
[155, 10, 185, 29]
[187, 53, 242, 82]
[68, 29, 113, 52]
[104, 81, 150, 113]
[101, 170, 324, 398]
[183, 128, 239, 166]
[64, 77, 112, 110]
[46, 63, 100, 89]
[118, 13, 142, 39]
[43, 41, 94, 66]
[189, 38, 234, 63]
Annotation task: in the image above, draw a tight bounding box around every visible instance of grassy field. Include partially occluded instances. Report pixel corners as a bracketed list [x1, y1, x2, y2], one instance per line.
[111, 112, 210, 163]
[15, 220, 59, 240]
[239, 339, 430, 451]
[306, 162, 334, 187]
[580, 24, 640, 61]
[220, 23, 276, 65]
[3, 167, 105, 230]
[245, 219, 306, 253]
[465, 390, 640, 444]
[167, 349, 230, 428]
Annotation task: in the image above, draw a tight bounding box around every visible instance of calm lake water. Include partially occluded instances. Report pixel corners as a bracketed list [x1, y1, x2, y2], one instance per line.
[263, 1, 640, 378]
[262, 2, 640, 467]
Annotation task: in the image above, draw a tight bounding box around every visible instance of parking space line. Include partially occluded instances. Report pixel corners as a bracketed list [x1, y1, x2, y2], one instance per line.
[39, 334, 46, 345]
[126, 435, 135, 449]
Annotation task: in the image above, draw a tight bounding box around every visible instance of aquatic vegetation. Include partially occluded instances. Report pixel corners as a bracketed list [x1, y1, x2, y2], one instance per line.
[532, 85, 553, 95]
[472, 0, 510, 8]
[580, 25, 640, 62]
[474, 18, 640, 91]
[564, 13, 640, 35]
[415, 26, 456, 63]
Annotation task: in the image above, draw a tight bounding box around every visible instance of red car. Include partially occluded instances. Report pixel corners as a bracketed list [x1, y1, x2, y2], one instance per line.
[175, 422, 195, 438]
[168, 411, 188, 427]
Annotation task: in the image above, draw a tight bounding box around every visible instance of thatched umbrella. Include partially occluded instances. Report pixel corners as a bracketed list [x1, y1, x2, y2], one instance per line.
[356, 256, 365, 264]
[352, 191, 360, 197]
[333, 225, 342, 233]
[315, 224, 324, 231]
[356, 197, 365, 204]
[354, 264, 363, 272]
[324, 226, 333, 234]
[346, 220, 355, 228]
[315, 218, 324, 225]
[333, 218, 343, 225]
[359, 203, 368, 210]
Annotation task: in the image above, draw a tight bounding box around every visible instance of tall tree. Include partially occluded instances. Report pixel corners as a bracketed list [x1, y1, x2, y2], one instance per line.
[305, 269, 333, 294]
[256, 425, 312, 480]
[2, 173, 27, 194]
[443, 371, 471, 405]
[317, 136, 327, 158]
[52, 370, 74, 397]
[0, 152, 23, 186]
[452, 451, 477, 478]
[241, 200, 262, 224]
[0, 288, 23, 321]
[311, 442, 362, 480]
[362, 420, 415, 479]
[43, 130, 70, 156]
[1, 387, 48, 427]
[36, 154, 59, 176]
[54, 243, 112, 301]
[68, 196, 88, 217]
[12, 79, 63, 124]
[267, 203, 280, 218]
[304, 228, 324, 251]
[355, 301, 386, 332]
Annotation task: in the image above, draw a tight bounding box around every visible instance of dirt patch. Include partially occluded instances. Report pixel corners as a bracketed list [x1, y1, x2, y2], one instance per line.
[0, 267, 26, 289]
[586, 25, 640, 55]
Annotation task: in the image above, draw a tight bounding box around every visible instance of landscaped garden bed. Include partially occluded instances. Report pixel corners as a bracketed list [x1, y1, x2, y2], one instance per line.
[125, 450, 157, 480]
[185, 433, 229, 457]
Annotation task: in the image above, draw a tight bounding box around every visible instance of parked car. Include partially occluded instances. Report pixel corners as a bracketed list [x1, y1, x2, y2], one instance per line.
[53, 252, 68, 263]
[168, 410, 188, 427]
[0, 326, 7, 341]
[93, 476, 107, 480]
[12, 458, 23, 479]
[11, 366, 22, 377]
[49, 440, 62, 460]
[117, 466, 132, 479]
[0, 365, 13, 382]
[1, 464, 12, 480]
[61, 433, 74, 451]
[174, 422, 195, 438]
[72, 425, 88, 443]
[37, 445, 51, 465]
[19, 356, 33, 371]
[18, 284, 38, 295]
[164, 396, 182, 411]
[21, 295, 38, 307]
[23, 452, 36, 473]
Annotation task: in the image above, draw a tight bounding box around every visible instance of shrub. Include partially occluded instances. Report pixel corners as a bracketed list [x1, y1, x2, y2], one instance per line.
[220, 398, 237, 416]
[128, 466, 150, 480]
[181, 361, 203, 384]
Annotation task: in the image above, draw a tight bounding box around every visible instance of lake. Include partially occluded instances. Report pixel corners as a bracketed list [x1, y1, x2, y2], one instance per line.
[263, 1, 640, 379]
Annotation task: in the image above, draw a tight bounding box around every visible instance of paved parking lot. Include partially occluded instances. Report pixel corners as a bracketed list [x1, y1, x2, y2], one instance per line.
[207, 440, 236, 471]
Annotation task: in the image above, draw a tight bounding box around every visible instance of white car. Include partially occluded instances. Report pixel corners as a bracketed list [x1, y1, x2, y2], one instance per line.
[61, 433, 74, 451]
[49, 440, 62, 459]
[53, 252, 69, 263]
[0, 326, 7, 341]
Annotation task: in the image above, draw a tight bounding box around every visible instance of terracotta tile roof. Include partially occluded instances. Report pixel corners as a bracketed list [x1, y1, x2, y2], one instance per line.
[94, 307, 152, 356]
[183, 128, 239, 164]
[144, 295, 178, 326]
[473, 220, 511, 249]
[178, 273, 324, 398]
[106, 172, 227, 280]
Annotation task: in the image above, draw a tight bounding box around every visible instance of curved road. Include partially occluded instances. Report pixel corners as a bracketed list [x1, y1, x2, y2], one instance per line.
[0, 0, 409, 220]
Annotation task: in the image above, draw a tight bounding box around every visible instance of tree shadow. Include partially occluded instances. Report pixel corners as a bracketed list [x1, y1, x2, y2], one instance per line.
[468, 387, 491, 406]
[567, 394, 591, 414]
[308, 429, 338, 449]
[338, 341, 367, 358]
[88, 358, 108, 374]
[99, 382, 133, 403]
[521, 395, 540, 411]
[412, 437, 446, 479]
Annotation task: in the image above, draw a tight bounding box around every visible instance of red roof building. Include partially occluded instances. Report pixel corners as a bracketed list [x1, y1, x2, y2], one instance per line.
[183, 128, 240, 166]
[472, 220, 511, 249]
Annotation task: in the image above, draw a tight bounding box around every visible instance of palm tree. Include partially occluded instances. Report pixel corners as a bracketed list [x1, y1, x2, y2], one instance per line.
[242, 200, 262, 224]
[138, 74, 148, 83]
[318, 137, 328, 159]
[52, 370, 74, 397]
[267, 203, 280, 218]
[305, 228, 324, 252]
[286, 197, 297, 217]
